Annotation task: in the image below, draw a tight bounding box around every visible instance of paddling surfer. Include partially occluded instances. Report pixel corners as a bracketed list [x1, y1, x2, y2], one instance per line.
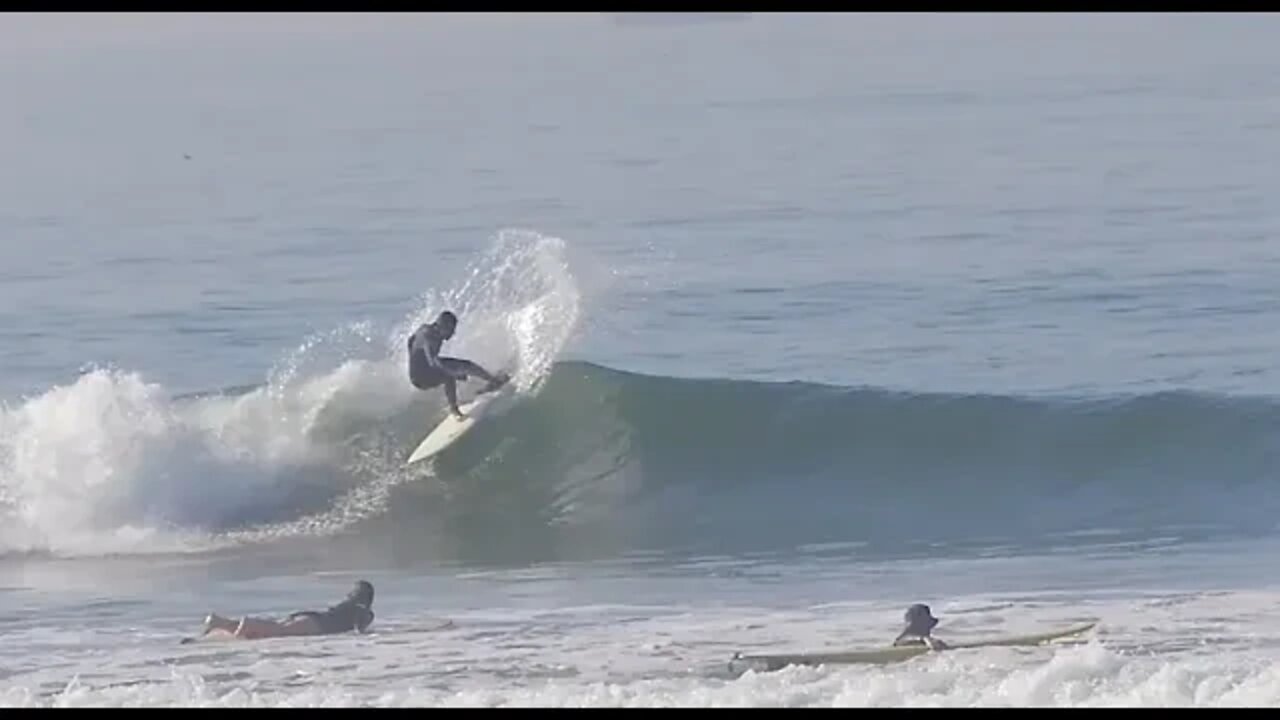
[189, 580, 376, 642]
[407, 310, 508, 418]
[893, 603, 950, 650]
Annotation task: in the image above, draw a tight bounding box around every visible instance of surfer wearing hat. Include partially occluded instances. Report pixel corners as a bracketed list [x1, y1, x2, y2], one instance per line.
[893, 603, 950, 651]
[407, 310, 508, 419]
[189, 580, 376, 642]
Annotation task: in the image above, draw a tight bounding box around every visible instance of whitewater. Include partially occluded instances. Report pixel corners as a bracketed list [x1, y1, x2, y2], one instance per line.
[0, 229, 580, 558]
[6, 12, 1280, 708]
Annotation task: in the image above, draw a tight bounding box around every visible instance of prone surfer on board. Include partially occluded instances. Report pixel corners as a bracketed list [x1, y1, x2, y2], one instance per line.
[407, 310, 509, 419]
[892, 603, 950, 650]
[188, 580, 376, 642]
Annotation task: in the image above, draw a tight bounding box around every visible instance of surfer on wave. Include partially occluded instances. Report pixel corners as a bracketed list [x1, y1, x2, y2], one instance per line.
[893, 603, 950, 650]
[190, 580, 376, 642]
[407, 310, 508, 418]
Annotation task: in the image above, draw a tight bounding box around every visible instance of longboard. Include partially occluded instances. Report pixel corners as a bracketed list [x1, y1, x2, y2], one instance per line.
[405, 375, 512, 466]
[729, 622, 1097, 672]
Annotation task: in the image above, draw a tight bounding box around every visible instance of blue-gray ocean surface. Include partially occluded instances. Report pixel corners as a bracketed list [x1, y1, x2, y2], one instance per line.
[3, 12, 1280, 707]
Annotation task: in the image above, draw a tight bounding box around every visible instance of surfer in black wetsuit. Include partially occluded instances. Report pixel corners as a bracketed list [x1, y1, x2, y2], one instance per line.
[192, 580, 376, 642]
[407, 310, 508, 418]
[892, 603, 950, 650]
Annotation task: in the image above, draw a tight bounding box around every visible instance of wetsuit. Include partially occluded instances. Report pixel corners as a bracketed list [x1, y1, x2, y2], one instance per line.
[407, 320, 504, 415]
[407, 321, 490, 389]
[408, 321, 447, 389]
[286, 598, 374, 635]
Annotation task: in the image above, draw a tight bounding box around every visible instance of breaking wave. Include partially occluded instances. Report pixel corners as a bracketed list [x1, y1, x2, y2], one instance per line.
[4, 229, 1280, 565]
[0, 229, 581, 558]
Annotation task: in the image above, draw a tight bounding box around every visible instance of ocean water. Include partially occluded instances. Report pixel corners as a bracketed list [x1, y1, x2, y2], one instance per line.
[3, 11, 1280, 707]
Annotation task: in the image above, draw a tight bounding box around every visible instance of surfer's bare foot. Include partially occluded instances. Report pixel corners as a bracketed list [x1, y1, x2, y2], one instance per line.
[202, 613, 236, 636]
[481, 372, 510, 393]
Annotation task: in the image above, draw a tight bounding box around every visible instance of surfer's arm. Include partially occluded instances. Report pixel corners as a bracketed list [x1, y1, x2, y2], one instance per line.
[421, 329, 444, 370]
[411, 324, 448, 373]
[893, 632, 947, 650]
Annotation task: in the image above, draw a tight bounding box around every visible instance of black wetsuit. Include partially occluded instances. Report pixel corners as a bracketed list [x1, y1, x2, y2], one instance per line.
[408, 321, 463, 389]
[407, 320, 498, 394]
[287, 599, 374, 635]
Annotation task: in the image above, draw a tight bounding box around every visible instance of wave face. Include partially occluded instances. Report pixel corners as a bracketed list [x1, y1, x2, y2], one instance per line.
[373, 362, 1280, 564]
[4, 230, 1279, 565]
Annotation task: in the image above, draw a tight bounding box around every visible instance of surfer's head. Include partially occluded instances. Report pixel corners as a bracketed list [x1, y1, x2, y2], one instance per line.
[436, 311, 458, 338]
[346, 580, 375, 609]
[902, 603, 939, 636]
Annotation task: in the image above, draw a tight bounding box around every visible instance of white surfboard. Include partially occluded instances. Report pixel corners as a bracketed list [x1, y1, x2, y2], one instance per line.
[405, 384, 511, 466]
[729, 622, 1097, 672]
